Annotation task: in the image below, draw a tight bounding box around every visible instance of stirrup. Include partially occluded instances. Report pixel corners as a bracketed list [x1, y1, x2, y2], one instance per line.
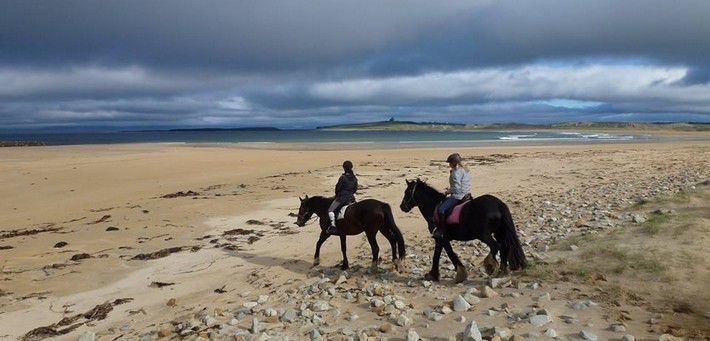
[432, 227, 445, 240]
[327, 225, 338, 234]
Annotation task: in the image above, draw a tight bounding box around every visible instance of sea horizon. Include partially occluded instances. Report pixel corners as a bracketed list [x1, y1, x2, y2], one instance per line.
[0, 129, 656, 146]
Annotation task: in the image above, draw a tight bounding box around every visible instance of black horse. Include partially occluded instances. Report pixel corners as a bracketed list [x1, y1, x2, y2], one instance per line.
[295, 195, 406, 271]
[399, 179, 527, 282]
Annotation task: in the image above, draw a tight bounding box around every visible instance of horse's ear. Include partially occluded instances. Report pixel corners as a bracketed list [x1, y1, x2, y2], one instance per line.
[299, 196, 303, 202]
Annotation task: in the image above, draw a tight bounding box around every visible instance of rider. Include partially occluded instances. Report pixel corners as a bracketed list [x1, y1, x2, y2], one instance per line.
[433, 153, 470, 240]
[327, 160, 358, 235]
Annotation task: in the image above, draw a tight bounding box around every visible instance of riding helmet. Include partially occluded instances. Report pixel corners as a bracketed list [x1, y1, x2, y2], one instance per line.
[446, 153, 462, 163]
[342, 160, 353, 171]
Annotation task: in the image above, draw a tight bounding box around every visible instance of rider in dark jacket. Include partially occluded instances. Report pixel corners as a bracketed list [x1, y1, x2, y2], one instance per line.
[327, 160, 358, 234]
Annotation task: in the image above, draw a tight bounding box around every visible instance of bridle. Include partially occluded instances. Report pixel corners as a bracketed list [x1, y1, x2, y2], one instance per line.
[297, 200, 315, 225]
[298, 210, 313, 224]
[402, 180, 419, 211]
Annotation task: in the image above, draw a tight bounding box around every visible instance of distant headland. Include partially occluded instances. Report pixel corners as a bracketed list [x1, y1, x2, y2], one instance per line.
[316, 118, 710, 132]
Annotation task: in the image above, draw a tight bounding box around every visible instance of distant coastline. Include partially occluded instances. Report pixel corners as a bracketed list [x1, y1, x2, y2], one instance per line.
[124, 120, 710, 133]
[126, 127, 283, 132]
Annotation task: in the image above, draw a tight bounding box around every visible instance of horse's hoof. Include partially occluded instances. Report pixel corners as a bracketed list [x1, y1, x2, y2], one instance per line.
[312, 258, 320, 268]
[370, 261, 379, 270]
[424, 272, 439, 281]
[484, 265, 496, 276]
[392, 259, 401, 272]
[483, 258, 499, 276]
[455, 267, 468, 283]
[340, 263, 349, 271]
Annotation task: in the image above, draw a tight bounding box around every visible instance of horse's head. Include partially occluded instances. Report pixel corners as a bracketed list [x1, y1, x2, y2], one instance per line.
[295, 195, 314, 227]
[400, 179, 420, 212]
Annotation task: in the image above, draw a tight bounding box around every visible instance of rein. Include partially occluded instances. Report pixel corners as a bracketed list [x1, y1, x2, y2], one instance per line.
[298, 210, 315, 224]
[298, 199, 318, 225]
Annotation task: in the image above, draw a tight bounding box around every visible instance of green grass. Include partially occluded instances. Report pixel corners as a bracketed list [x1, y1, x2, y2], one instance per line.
[639, 214, 673, 235]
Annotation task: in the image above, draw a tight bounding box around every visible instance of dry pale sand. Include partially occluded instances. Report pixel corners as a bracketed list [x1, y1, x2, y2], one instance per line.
[0, 137, 709, 340]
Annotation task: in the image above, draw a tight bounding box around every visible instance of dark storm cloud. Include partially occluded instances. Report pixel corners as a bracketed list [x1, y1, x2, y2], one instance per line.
[1, 0, 709, 130]
[0, 1, 474, 72]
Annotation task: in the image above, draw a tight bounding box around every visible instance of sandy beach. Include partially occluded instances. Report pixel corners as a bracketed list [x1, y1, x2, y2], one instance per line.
[1, 137, 709, 341]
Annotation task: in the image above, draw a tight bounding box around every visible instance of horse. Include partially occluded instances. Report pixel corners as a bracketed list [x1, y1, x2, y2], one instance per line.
[295, 195, 406, 271]
[399, 178, 527, 283]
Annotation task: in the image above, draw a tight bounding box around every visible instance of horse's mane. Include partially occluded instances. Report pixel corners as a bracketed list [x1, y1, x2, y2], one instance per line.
[307, 195, 334, 204]
[416, 178, 445, 198]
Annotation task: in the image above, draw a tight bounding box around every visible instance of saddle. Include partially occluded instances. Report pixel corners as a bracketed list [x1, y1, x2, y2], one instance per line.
[434, 193, 472, 225]
[334, 200, 356, 220]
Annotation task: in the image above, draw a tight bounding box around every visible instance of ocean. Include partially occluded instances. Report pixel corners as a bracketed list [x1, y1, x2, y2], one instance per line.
[0, 130, 650, 146]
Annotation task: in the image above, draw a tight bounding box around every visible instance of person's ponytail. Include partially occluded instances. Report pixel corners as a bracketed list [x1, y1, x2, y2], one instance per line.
[459, 161, 469, 172]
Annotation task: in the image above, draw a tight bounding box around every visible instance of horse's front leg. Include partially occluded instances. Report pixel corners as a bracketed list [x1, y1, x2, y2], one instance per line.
[442, 241, 467, 283]
[339, 235, 349, 270]
[365, 230, 380, 270]
[313, 230, 330, 267]
[425, 240, 444, 281]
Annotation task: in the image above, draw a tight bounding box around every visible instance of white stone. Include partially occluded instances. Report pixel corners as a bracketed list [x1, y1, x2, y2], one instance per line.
[463, 293, 481, 305]
[530, 314, 553, 327]
[463, 321, 482, 341]
[453, 295, 471, 312]
[580, 330, 598, 341]
[77, 331, 96, 341]
[406, 329, 420, 341]
[397, 314, 411, 327]
[311, 300, 330, 312]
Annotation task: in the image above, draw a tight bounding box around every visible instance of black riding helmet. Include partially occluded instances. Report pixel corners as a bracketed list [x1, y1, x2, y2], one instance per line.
[342, 160, 353, 171]
[446, 153, 462, 163]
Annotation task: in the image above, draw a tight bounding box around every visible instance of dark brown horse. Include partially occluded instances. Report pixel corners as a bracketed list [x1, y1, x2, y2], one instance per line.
[400, 179, 527, 282]
[295, 195, 406, 271]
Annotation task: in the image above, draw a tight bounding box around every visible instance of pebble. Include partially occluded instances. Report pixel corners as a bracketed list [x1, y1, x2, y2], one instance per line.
[406, 329, 420, 341]
[77, 331, 95, 341]
[580, 330, 598, 341]
[453, 295, 471, 312]
[463, 321, 482, 341]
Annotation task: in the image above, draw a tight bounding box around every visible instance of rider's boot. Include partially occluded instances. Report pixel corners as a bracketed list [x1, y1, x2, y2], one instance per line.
[432, 212, 446, 240]
[431, 211, 443, 239]
[327, 212, 339, 234]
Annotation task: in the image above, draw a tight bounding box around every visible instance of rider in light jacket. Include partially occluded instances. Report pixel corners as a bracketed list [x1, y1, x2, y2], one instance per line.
[433, 153, 470, 240]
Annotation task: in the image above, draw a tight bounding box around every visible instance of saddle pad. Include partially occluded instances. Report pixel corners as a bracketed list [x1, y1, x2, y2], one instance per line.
[433, 202, 467, 225]
[337, 204, 351, 220]
[446, 203, 465, 224]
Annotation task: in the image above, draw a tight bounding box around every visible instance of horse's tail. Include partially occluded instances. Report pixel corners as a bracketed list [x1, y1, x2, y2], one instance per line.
[383, 202, 406, 260]
[498, 201, 528, 270]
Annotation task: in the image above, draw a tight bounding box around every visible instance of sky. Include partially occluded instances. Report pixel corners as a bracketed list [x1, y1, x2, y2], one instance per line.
[1, 0, 710, 131]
